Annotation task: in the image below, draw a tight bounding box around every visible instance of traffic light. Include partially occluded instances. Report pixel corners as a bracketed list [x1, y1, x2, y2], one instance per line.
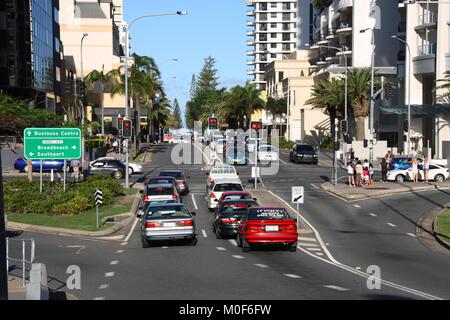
[208, 117, 218, 130]
[122, 119, 132, 138]
[251, 121, 262, 131]
[118, 117, 124, 131]
[363, 139, 368, 148]
[340, 120, 348, 134]
[403, 119, 409, 132]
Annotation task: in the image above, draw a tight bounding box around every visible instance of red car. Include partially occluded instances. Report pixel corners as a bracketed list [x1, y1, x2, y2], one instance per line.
[237, 206, 298, 252]
[214, 191, 255, 209]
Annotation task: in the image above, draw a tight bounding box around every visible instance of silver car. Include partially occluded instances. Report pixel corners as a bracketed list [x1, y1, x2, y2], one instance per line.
[138, 203, 197, 248]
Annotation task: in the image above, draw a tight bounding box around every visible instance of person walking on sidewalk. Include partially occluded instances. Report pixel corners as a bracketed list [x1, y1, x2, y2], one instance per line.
[355, 161, 363, 187]
[347, 162, 355, 187]
[369, 163, 374, 186]
[411, 158, 419, 183]
[381, 158, 388, 183]
[423, 156, 430, 183]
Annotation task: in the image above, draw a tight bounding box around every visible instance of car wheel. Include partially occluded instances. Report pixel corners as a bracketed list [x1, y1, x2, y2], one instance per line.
[142, 237, 150, 248]
[395, 174, 405, 183]
[113, 170, 123, 180]
[215, 227, 222, 239]
[435, 174, 445, 183]
[128, 167, 134, 175]
[187, 237, 198, 246]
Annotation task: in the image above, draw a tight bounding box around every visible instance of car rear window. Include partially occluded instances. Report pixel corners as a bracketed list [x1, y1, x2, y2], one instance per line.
[223, 194, 250, 201]
[145, 205, 191, 219]
[220, 202, 253, 215]
[147, 186, 174, 195]
[160, 171, 182, 178]
[149, 178, 173, 184]
[211, 167, 236, 175]
[214, 183, 243, 192]
[296, 145, 314, 153]
[248, 208, 290, 220]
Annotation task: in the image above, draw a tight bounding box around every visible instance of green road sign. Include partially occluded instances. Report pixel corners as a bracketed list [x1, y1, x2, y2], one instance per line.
[24, 128, 82, 160]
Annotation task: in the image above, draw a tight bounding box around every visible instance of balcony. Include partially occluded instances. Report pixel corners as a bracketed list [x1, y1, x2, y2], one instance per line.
[247, 50, 256, 56]
[415, 12, 437, 32]
[246, 20, 255, 26]
[247, 30, 256, 36]
[336, 22, 352, 34]
[247, 69, 257, 75]
[338, 0, 353, 12]
[417, 43, 437, 56]
[246, 10, 255, 17]
[246, 0, 254, 6]
[412, 43, 436, 75]
[247, 40, 256, 46]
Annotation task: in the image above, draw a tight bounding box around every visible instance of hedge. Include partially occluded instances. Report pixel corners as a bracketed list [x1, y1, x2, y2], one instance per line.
[4, 175, 125, 216]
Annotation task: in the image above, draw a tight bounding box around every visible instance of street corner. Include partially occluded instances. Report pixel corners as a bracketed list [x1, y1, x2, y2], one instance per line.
[416, 205, 450, 256]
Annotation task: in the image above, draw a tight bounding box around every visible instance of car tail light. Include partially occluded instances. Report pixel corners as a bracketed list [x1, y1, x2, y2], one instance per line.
[143, 195, 149, 202]
[210, 193, 216, 199]
[146, 221, 160, 228]
[246, 225, 263, 232]
[281, 224, 297, 231]
[219, 218, 237, 224]
[178, 220, 193, 227]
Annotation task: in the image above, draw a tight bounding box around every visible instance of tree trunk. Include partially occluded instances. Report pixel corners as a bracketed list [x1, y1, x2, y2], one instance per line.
[27, 160, 33, 182]
[101, 83, 105, 136]
[355, 116, 366, 141]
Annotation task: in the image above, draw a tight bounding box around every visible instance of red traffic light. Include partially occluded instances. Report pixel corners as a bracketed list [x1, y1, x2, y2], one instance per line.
[251, 121, 262, 130]
[123, 119, 132, 138]
[209, 117, 218, 129]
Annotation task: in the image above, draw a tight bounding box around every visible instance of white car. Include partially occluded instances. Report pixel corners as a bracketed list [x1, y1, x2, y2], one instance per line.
[257, 145, 278, 162]
[387, 164, 449, 183]
[206, 178, 244, 211]
[206, 165, 240, 187]
[90, 157, 143, 175]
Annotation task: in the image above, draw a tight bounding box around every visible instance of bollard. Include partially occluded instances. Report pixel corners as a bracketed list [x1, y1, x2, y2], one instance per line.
[26, 263, 49, 300]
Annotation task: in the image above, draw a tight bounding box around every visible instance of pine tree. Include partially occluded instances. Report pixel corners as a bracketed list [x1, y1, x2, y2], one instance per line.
[195, 56, 219, 96]
[172, 99, 183, 129]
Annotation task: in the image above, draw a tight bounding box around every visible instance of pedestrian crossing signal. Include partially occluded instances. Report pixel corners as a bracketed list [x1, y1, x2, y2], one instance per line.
[251, 121, 262, 131]
[118, 117, 124, 130]
[209, 117, 218, 130]
[123, 119, 132, 138]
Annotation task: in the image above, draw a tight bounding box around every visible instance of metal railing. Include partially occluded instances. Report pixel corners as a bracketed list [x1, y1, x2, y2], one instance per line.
[6, 238, 36, 287]
[418, 12, 436, 26]
[0, 136, 17, 148]
[418, 43, 437, 56]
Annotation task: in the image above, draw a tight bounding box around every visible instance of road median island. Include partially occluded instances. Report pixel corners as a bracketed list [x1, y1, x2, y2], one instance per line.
[251, 189, 314, 236]
[5, 176, 142, 237]
[434, 207, 450, 250]
[321, 181, 450, 201]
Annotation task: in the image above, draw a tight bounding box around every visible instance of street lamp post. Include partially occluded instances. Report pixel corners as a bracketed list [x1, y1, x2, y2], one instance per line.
[392, 35, 411, 156]
[80, 33, 88, 173]
[123, 11, 187, 189]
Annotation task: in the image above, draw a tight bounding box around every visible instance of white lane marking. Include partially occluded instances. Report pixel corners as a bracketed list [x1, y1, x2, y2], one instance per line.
[110, 260, 119, 265]
[124, 217, 139, 243]
[283, 274, 302, 279]
[116, 250, 124, 254]
[105, 272, 115, 278]
[120, 242, 127, 246]
[161, 246, 168, 249]
[254, 264, 269, 268]
[324, 285, 349, 291]
[387, 223, 397, 228]
[232, 255, 245, 259]
[269, 191, 443, 300]
[407, 233, 417, 238]
[66, 245, 86, 255]
[93, 297, 106, 300]
[353, 205, 361, 208]
[311, 184, 319, 189]
[315, 252, 324, 256]
[216, 247, 227, 251]
[298, 242, 319, 247]
[191, 194, 198, 210]
[202, 229, 208, 238]
[228, 239, 238, 247]
[369, 213, 378, 217]
[99, 284, 109, 290]
[298, 237, 317, 242]
[306, 247, 322, 252]
[279, 158, 288, 165]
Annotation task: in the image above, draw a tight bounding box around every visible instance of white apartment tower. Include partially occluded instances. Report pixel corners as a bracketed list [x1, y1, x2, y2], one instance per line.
[246, 0, 299, 92]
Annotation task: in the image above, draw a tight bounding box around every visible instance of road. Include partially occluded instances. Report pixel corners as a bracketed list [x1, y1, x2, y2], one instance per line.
[6, 143, 450, 300]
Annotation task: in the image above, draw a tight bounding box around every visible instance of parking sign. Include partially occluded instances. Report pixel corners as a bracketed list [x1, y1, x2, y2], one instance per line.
[291, 186, 304, 204]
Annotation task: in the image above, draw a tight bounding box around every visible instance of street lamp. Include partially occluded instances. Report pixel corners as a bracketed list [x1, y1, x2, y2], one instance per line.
[392, 35, 411, 156]
[80, 33, 88, 172]
[360, 27, 376, 164]
[123, 11, 187, 188]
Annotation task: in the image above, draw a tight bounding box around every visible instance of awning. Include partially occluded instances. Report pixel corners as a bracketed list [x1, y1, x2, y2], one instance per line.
[380, 104, 450, 118]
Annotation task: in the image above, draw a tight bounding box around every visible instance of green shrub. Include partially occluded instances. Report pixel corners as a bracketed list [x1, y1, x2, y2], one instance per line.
[4, 175, 125, 216]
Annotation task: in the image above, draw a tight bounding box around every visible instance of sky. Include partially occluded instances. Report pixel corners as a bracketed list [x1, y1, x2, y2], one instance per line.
[124, 0, 248, 127]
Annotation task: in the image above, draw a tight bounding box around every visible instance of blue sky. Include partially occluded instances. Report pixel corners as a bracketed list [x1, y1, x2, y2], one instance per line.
[124, 0, 248, 126]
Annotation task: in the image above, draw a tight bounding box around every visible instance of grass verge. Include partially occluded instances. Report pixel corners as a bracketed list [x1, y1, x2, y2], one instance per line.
[436, 208, 450, 243]
[7, 191, 137, 232]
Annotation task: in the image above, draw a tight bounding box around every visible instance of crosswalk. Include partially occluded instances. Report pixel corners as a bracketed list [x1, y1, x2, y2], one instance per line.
[297, 236, 325, 257]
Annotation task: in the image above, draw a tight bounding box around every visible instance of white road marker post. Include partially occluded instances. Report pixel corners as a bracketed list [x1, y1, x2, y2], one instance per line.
[94, 188, 103, 229]
[292, 186, 304, 231]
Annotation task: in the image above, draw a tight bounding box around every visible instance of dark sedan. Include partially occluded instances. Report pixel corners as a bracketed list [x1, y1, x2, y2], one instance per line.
[289, 144, 318, 164]
[85, 159, 126, 180]
[159, 169, 190, 195]
[212, 199, 258, 239]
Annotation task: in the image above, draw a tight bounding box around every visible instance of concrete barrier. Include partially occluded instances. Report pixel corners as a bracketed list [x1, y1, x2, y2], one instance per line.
[26, 263, 49, 300]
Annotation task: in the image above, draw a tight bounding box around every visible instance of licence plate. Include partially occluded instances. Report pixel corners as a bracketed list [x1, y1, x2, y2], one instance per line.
[265, 225, 279, 232]
[164, 222, 177, 228]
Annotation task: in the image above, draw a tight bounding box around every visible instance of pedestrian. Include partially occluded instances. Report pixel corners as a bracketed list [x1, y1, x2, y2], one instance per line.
[381, 158, 388, 183]
[369, 163, 374, 186]
[363, 164, 370, 186]
[355, 161, 363, 187]
[411, 147, 417, 158]
[347, 162, 355, 187]
[71, 158, 81, 181]
[112, 140, 119, 153]
[412, 158, 419, 183]
[423, 156, 430, 183]
[353, 157, 359, 184]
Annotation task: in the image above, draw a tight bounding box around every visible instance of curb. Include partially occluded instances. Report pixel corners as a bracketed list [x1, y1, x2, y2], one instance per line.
[432, 207, 450, 251]
[6, 191, 142, 238]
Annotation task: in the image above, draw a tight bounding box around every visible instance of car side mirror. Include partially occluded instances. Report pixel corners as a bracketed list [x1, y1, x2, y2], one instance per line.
[191, 212, 196, 216]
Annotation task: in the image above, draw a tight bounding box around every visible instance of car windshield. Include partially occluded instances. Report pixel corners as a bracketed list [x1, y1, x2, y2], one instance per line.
[296, 145, 314, 153]
[160, 171, 182, 178]
[145, 205, 191, 220]
[248, 208, 290, 220]
[147, 186, 174, 195]
[220, 201, 255, 216]
[222, 194, 250, 201]
[214, 183, 243, 192]
[211, 167, 236, 175]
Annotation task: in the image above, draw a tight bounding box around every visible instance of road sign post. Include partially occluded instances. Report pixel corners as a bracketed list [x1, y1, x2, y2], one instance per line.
[292, 186, 304, 231]
[0, 150, 9, 300]
[94, 189, 103, 229]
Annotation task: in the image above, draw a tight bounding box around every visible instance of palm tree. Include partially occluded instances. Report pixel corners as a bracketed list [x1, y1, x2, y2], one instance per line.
[435, 71, 450, 102]
[266, 96, 287, 133]
[85, 65, 120, 135]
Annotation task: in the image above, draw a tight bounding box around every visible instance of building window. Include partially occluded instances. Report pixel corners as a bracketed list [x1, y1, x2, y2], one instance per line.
[271, 43, 277, 48]
[271, 12, 277, 19]
[55, 37, 60, 53]
[271, 23, 277, 28]
[271, 2, 277, 8]
[282, 13, 290, 21]
[271, 53, 277, 59]
[54, 7, 59, 23]
[282, 33, 290, 41]
[259, 3, 267, 11]
[282, 3, 291, 10]
[271, 33, 277, 38]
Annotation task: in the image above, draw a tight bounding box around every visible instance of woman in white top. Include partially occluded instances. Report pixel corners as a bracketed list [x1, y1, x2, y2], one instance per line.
[423, 156, 430, 183]
[347, 162, 355, 187]
[411, 158, 419, 183]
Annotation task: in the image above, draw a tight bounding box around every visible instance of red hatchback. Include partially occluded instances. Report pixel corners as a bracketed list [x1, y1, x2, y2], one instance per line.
[215, 191, 254, 208]
[237, 206, 298, 252]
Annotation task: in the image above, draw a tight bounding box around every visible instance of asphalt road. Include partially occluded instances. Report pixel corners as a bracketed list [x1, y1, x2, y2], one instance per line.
[5, 143, 450, 300]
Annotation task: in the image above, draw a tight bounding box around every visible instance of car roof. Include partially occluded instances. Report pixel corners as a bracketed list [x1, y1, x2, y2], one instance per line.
[160, 169, 183, 173]
[213, 178, 242, 184]
[221, 191, 250, 194]
[148, 202, 186, 207]
[148, 176, 176, 180]
[222, 199, 255, 203]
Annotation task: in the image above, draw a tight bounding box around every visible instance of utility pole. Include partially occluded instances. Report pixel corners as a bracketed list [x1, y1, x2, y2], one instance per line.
[0, 151, 9, 300]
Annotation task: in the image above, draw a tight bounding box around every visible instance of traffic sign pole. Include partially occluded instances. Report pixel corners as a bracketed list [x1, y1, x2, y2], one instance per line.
[63, 160, 67, 192]
[0, 150, 9, 300]
[40, 160, 43, 194]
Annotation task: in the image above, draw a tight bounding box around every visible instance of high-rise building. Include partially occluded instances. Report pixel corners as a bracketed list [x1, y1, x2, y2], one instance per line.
[246, 0, 299, 92]
[0, 0, 62, 111]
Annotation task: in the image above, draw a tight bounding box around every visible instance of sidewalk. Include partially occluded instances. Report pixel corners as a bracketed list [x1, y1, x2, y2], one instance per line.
[322, 180, 450, 201]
